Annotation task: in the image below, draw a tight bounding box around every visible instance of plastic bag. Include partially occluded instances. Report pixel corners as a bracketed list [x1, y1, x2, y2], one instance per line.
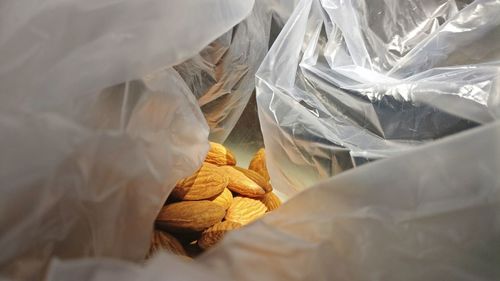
[47, 120, 500, 281]
[0, 0, 253, 279]
[4, 0, 499, 281]
[173, 0, 299, 143]
[256, 0, 500, 193]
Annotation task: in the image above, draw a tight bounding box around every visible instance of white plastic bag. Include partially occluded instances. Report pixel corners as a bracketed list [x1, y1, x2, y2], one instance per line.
[256, 0, 500, 193]
[0, 0, 253, 279]
[47, 120, 500, 281]
[3, 0, 500, 280]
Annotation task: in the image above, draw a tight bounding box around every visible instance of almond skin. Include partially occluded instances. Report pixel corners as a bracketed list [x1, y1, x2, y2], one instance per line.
[210, 187, 233, 210]
[147, 230, 187, 258]
[171, 163, 227, 200]
[204, 142, 237, 166]
[233, 166, 272, 193]
[218, 166, 266, 198]
[259, 192, 281, 211]
[198, 221, 242, 249]
[225, 197, 267, 225]
[248, 148, 270, 182]
[156, 201, 225, 233]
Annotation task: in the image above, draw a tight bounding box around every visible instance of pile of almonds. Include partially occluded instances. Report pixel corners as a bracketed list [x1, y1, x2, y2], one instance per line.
[148, 142, 281, 258]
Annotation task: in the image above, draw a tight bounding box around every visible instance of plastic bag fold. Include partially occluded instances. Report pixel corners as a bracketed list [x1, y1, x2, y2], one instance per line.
[0, 0, 253, 279]
[48, 120, 500, 281]
[256, 0, 500, 193]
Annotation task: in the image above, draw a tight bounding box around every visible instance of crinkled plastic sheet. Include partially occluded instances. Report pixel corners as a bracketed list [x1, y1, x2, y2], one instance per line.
[3, 0, 499, 280]
[47, 121, 500, 281]
[0, 0, 253, 279]
[256, 0, 500, 194]
[174, 0, 299, 143]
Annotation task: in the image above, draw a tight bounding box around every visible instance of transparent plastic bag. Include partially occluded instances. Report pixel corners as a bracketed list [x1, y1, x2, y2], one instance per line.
[173, 0, 299, 143]
[256, 0, 500, 193]
[47, 121, 500, 281]
[0, 0, 253, 279]
[3, 0, 499, 280]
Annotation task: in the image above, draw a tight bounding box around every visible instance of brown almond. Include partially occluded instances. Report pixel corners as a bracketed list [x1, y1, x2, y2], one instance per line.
[225, 197, 267, 225]
[210, 187, 233, 210]
[171, 163, 227, 200]
[204, 142, 236, 166]
[198, 221, 242, 250]
[156, 201, 225, 232]
[147, 230, 187, 258]
[218, 166, 266, 198]
[248, 148, 270, 182]
[260, 192, 281, 211]
[233, 166, 272, 193]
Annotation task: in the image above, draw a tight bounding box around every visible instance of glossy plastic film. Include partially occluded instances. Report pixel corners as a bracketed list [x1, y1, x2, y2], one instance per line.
[174, 0, 299, 143]
[256, 0, 500, 193]
[0, 0, 252, 279]
[47, 120, 500, 281]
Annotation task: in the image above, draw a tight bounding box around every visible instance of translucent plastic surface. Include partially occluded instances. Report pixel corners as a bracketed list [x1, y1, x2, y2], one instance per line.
[3, 1, 499, 281]
[0, 0, 252, 279]
[174, 0, 299, 143]
[256, 0, 500, 193]
[48, 121, 500, 281]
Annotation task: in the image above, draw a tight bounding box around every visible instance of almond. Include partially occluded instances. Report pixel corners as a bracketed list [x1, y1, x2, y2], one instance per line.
[233, 166, 272, 193]
[210, 187, 233, 210]
[260, 192, 281, 211]
[218, 166, 266, 198]
[156, 201, 225, 232]
[171, 163, 227, 200]
[225, 197, 267, 225]
[248, 148, 270, 182]
[147, 230, 187, 258]
[198, 221, 241, 249]
[204, 142, 236, 166]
